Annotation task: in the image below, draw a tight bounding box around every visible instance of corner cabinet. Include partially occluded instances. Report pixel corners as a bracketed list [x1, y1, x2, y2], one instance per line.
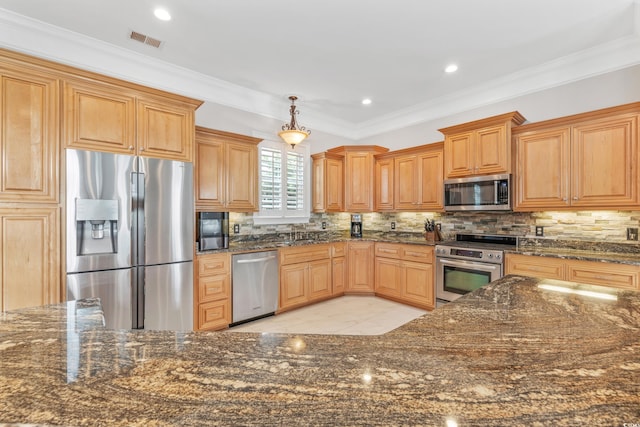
[514, 103, 640, 210]
[311, 152, 344, 212]
[195, 127, 262, 212]
[346, 241, 375, 293]
[63, 77, 201, 162]
[440, 111, 526, 178]
[393, 143, 444, 211]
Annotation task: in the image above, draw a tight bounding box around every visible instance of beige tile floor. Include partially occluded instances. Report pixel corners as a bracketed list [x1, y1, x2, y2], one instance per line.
[227, 296, 428, 335]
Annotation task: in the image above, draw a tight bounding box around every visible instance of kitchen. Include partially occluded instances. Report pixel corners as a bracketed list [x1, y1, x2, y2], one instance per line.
[1, 1, 640, 425]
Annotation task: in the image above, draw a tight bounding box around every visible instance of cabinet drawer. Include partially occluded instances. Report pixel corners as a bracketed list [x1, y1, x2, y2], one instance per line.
[198, 274, 230, 303]
[198, 253, 230, 276]
[402, 245, 433, 263]
[332, 242, 346, 258]
[375, 242, 402, 259]
[505, 254, 565, 280]
[198, 299, 231, 330]
[279, 244, 331, 265]
[566, 260, 639, 290]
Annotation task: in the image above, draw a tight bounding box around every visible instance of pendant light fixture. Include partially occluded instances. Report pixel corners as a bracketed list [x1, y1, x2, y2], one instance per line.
[278, 96, 310, 148]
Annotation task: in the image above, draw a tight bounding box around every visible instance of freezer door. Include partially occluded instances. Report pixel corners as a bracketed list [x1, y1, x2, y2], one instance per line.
[66, 269, 134, 330]
[138, 157, 194, 266]
[144, 262, 194, 331]
[66, 149, 135, 273]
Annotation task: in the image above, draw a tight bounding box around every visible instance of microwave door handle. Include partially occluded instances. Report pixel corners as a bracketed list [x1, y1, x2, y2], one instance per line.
[494, 180, 499, 204]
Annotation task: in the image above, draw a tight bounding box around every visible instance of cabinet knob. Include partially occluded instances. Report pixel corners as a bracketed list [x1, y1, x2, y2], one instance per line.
[573, 196, 578, 200]
[128, 146, 134, 151]
[562, 198, 568, 202]
[140, 147, 145, 152]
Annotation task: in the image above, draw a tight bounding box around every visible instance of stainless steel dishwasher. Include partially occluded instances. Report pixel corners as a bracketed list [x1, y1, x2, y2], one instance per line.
[231, 251, 279, 325]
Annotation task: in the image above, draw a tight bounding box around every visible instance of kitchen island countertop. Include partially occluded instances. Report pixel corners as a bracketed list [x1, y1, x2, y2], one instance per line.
[1, 275, 639, 426]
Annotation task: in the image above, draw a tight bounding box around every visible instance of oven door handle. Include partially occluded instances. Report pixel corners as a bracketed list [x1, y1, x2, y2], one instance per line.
[437, 257, 501, 271]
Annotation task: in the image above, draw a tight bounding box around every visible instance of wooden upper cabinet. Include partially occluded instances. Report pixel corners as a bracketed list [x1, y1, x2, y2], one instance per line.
[374, 155, 394, 211]
[391, 143, 444, 211]
[0, 62, 59, 203]
[195, 127, 261, 212]
[64, 77, 200, 161]
[440, 112, 525, 178]
[514, 103, 640, 211]
[311, 152, 344, 212]
[328, 145, 388, 212]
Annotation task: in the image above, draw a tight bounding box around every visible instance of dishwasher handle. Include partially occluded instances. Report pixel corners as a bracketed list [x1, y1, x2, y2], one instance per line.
[235, 255, 276, 264]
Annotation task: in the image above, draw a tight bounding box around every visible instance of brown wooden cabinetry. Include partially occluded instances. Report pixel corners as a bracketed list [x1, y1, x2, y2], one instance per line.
[63, 78, 200, 162]
[374, 242, 434, 309]
[514, 103, 640, 211]
[505, 253, 639, 291]
[440, 112, 525, 178]
[393, 143, 444, 211]
[331, 242, 347, 295]
[195, 127, 262, 212]
[311, 152, 344, 212]
[346, 241, 375, 293]
[279, 244, 333, 312]
[374, 155, 394, 211]
[195, 252, 231, 331]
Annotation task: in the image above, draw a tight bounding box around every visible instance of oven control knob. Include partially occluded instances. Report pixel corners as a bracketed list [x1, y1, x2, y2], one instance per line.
[496, 254, 502, 260]
[487, 253, 493, 259]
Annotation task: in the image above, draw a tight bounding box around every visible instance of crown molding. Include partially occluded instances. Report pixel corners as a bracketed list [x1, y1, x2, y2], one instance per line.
[1, 8, 639, 142]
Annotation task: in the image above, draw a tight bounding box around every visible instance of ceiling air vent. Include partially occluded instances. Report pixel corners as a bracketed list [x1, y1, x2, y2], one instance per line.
[129, 31, 163, 48]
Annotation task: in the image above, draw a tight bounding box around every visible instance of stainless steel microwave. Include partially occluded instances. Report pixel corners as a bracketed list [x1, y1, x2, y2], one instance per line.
[443, 174, 511, 211]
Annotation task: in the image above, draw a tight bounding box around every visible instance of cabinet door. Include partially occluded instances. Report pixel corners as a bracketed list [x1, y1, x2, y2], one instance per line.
[198, 274, 230, 304]
[344, 151, 374, 211]
[198, 299, 231, 331]
[394, 155, 417, 210]
[402, 261, 434, 309]
[347, 242, 374, 293]
[444, 132, 474, 178]
[332, 256, 346, 295]
[514, 128, 571, 211]
[374, 257, 402, 298]
[0, 65, 59, 203]
[375, 157, 394, 211]
[571, 114, 638, 208]
[504, 254, 565, 280]
[308, 259, 332, 301]
[325, 157, 344, 212]
[417, 149, 444, 210]
[195, 136, 225, 210]
[0, 207, 59, 311]
[136, 95, 195, 162]
[475, 124, 509, 175]
[566, 259, 639, 291]
[225, 141, 258, 211]
[311, 156, 325, 212]
[280, 263, 308, 310]
[63, 79, 136, 154]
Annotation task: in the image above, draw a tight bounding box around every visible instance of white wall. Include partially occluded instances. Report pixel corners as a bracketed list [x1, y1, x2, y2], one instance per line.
[359, 64, 640, 150]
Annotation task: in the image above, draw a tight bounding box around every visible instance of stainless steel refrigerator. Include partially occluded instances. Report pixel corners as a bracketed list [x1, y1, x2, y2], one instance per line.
[65, 149, 194, 331]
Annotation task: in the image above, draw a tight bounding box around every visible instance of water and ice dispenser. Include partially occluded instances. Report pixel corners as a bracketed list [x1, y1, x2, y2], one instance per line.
[75, 199, 119, 255]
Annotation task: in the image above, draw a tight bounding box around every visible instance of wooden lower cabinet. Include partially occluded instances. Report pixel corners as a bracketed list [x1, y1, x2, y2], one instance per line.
[195, 252, 231, 331]
[505, 253, 640, 291]
[0, 207, 60, 311]
[374, 242, 434, 309]
[331, 242, 346, 295]
[279, 244, 333, 312]
[347, 241, 375, 293]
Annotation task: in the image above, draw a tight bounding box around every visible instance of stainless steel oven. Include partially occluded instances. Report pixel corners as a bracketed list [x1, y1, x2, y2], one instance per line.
[435, 234, 517, 302]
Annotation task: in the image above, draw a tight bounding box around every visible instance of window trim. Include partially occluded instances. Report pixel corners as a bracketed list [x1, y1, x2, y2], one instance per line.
[253, 138, 311, 225]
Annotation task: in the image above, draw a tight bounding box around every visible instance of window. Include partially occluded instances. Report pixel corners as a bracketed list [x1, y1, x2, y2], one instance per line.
[254, 139, 310, 224]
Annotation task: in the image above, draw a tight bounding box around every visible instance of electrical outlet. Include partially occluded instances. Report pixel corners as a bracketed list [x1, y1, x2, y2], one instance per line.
[627, 227, 638, 241]
[233, 224, 240, 234]
[535, 226, 544, 237]
[390, 222, 396, 230]
[322, 221, 327, 230]
[436, 223, 441, 231]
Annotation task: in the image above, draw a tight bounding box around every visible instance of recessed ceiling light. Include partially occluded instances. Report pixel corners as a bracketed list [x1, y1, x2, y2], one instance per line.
[154, 8, 171, 21]
[362, 98, 372, 105]
[445, 64, 458, 73]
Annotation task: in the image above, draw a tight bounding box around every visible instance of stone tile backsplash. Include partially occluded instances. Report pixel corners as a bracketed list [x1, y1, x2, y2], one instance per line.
[229, 210, 640, 245]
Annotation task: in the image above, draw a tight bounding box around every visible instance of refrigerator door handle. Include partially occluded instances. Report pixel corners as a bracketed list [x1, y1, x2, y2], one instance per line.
[137, 171, 145, 266]
[131, 171, 146, 266]
[134, 266, 145, 329]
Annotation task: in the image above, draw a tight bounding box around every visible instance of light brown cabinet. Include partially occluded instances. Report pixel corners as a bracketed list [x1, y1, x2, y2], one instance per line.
[63, 78, 200, 162]
[0, 207, 60, 311]
[374, 155, 394, 211]
[440, 112, 525, 178]
[374, 242, 434, 309]
[195, 252, 231, 331]
[514, 104, 640, 211]
[505, 253, 640, 291]
[331, 242, 347, 295]
[327, 146, 389, 212]
[195, 127, 262, 212]
[311, 152, 344, 212]
[394, 143, 444, 211]
[279, 244, 333, 312]
[346, 241, 375, 293]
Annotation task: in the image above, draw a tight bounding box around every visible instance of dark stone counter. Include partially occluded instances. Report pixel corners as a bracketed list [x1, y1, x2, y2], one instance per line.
[1, 276, 639, 426]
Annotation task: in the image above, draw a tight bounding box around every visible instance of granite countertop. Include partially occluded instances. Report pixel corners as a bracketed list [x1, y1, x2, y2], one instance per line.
[508, 246, 640, 266]
[1, 275, 639, 426]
